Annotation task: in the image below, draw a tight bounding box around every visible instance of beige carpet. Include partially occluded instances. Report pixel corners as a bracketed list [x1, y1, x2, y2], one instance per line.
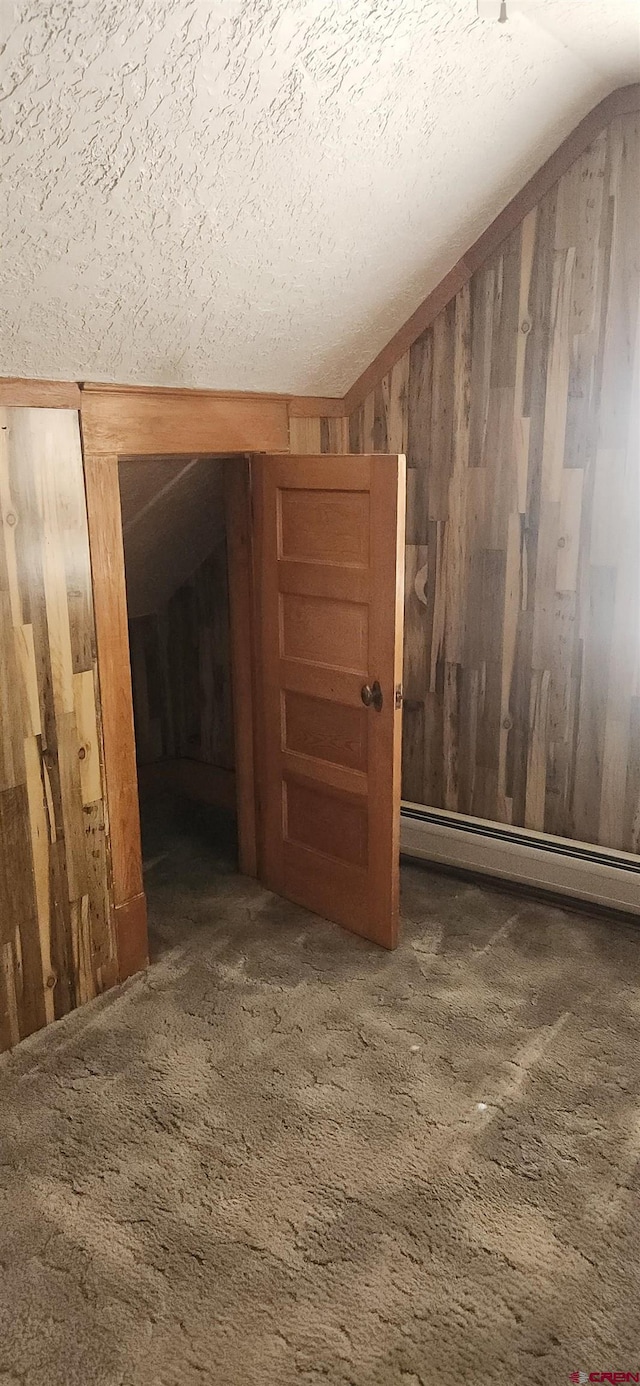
[1, 801, 639, 1385]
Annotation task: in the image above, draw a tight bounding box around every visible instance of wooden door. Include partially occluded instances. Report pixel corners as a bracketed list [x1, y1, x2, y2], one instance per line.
[0, 409, 117, 1052]
[252, 453, 405, 948]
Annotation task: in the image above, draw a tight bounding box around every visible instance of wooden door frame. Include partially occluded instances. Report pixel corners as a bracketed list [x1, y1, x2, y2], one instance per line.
[223, 458, 258, 879]
[78, 386, 293, 983]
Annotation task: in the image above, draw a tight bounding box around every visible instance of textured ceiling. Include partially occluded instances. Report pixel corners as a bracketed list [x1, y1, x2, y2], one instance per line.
[1, 0, 639, 395]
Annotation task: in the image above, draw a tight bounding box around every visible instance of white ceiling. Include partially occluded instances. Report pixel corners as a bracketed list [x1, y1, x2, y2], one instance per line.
[1, 0, 639, 396]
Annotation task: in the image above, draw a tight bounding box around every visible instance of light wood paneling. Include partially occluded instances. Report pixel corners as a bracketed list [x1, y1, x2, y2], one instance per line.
[290, 416, 350, 457]
[289, 414, 349, 454]
[0, 408, 117, 1052]
[334, 111, 640, 854]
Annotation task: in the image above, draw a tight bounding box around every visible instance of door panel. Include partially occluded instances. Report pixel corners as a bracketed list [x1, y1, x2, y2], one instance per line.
[284, 692, 367, 772]
[253, 453, 405, 948]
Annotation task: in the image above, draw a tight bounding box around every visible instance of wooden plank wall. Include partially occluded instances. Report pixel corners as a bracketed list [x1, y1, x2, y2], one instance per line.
[300, 113, 640, 853]
[289, 416, 350, 455]
[0, 409, 117, 1052]
[128, 538, 235, 775]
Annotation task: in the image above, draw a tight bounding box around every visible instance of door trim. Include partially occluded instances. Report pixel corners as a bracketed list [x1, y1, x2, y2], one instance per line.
[224, 457, 259, 877]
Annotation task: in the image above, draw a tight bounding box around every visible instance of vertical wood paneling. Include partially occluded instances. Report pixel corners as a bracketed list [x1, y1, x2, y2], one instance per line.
[0, 409, 117, 1052]
[332, 112, 639, 854]
[234, 112, 639, 856]
[290, 415, 349, 456]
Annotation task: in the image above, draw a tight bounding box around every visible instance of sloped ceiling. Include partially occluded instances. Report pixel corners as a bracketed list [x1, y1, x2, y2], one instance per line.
[119, 457, 227, 618]
[1, 0, 639, 395]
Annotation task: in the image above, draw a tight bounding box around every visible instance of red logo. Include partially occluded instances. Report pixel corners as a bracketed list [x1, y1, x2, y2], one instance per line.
[569, 1375, 640, 1384]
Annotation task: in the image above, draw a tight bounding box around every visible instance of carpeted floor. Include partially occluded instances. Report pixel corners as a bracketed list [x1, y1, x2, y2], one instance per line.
[1, 795, 639, 1386]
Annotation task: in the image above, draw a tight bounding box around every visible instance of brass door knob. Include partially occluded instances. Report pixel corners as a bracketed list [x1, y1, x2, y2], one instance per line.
[361, 681, 383, 711]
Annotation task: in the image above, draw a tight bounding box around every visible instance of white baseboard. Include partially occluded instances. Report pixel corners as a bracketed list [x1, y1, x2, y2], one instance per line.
[400, 803, 640, 916]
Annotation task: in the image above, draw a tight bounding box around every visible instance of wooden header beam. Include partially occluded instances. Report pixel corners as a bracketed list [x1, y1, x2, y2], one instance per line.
[80, 383, 290, 456]
[0, 378, 81, 408]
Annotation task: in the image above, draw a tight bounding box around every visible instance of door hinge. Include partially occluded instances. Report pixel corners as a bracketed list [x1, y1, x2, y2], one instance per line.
[395, 684, 403, 709]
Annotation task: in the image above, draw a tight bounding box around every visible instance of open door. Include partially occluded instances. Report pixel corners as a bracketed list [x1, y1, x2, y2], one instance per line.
[252, 453, 405, 948]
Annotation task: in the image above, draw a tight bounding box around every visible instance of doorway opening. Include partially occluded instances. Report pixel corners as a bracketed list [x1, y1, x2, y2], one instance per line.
[109, 447, 403, 963]
[118, 454, 242, 953]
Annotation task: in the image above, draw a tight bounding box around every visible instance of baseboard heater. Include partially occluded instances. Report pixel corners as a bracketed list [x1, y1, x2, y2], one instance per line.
[400, 802, 640, 917]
